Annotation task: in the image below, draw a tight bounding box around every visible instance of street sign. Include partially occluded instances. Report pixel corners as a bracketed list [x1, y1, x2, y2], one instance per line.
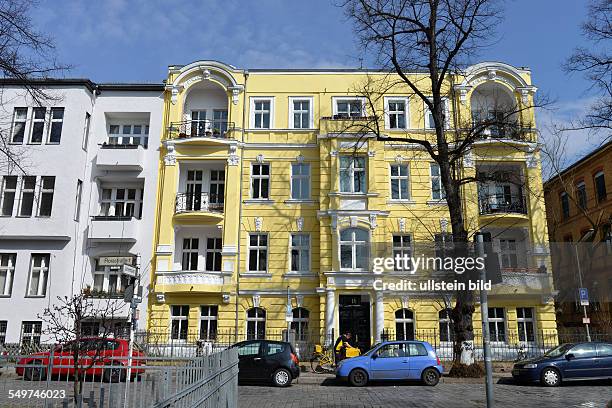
[582, 317, 590, 324]
[285, 304, 293, 322]
[579, 288, 589, 306]
[99, 256, 133, 266]
[122, 264, 137, 277]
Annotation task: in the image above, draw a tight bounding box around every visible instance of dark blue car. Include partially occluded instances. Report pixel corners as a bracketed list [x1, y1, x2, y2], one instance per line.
[335, 341, 443, 387]
[512, 342, 612, 386]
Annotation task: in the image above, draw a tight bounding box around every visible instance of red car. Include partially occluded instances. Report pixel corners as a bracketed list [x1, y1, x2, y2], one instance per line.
[16, 337, 145, 382]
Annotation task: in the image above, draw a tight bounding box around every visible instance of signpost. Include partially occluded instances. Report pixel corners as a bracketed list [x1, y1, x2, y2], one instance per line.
[475, 232, 494, 408]
[123, 256, 142, 408]
[98, 256, 134, 267]
[579, 287, 589, 306]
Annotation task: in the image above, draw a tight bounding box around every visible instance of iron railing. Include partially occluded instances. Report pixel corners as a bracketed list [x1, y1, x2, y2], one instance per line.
[478, 193, 527, 215]
[472, 121, 535, 141]
[175, 192, 224, 214]
[168, 120, 235, 140]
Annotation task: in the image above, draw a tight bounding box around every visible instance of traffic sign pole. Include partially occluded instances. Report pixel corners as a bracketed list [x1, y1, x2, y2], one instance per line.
[574, 246, 591, 342]
[475, 233, 494, 408]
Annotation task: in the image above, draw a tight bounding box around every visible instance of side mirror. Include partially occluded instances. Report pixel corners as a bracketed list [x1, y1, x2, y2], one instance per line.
[565, 353, 575, 360]
[371, 354, 378, 360]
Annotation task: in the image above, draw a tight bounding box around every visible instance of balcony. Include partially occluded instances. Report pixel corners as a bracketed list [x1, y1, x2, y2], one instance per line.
[168, 120, 235, 142]
[479, 194, 527, 216]
[174, 193, 224, 224]
[96, 144, 145, 171]
[89, 216, 140, 242]
[472, 121, 535, 143]
[155, 270, 230, 292]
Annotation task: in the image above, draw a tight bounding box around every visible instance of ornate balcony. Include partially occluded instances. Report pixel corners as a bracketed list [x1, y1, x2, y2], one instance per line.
[479, 194, 527, 216]
[174, 192, 224, 224]
[168, 120, 235, 141]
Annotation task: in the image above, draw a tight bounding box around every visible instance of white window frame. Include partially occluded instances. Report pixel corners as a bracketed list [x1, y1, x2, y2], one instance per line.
[246, 307, 266, 340]
[92, 261, 130, 295]
[332, 97, 366, 118]
[99, 186, 144, 219]
[250, 163, 270, 199]
[430, 163, 446, 200]
[488, 307, 507, 343]
[499, 239, 518, 269]
[199, 305, 218, 341]
[392, 234, 412, 272]
[289, 97, 314, 129]
[290, 233, 311, 273]
[339, 156, 367, 193]
[0, 253, 16, 297]
[10, 107, 28, 144]
[182, 238, 200, 271]
[82, 112, 91, 151]
[291, 307, 309, 340]
[74, 180, 83, 221]
[384, 96, 409, 129]
[516, 307, 536, 343]
[1, 175, 18, 217]
[250, 97, 274, 129]
[47, 107, 64, 144]
[248, 233, 268, 273]
[439, 308, 454, 343]
[339, 228, 369, 271]
[205, 237, 222, 272]
[170, 305, 189, 341]
[27, 254, 49, 297]
[20, 321, 42, 346]
[290, 163, 311, 200]
[29, 107, 47, 144]
[108, 123, 149, 146]
[0, 320, 6, 344]
[390, 164, 410, 200]
[37, 176, 55, 217]
[19, 176, 37, 217]
[395, 308, 415, 341]
[424, 97, 450, 129]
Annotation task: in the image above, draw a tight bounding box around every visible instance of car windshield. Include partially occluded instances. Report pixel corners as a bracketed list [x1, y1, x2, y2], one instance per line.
[544, 343, 573, 358]
[363, 343, 381, 356]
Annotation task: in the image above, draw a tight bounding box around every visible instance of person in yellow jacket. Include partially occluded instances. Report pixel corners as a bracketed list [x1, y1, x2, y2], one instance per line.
[334, 331, 353, 363]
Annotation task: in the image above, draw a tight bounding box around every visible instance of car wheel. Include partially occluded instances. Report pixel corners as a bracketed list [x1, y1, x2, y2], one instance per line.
[103, 362, 126, 383]
[24, 361, 46, 381]
[272, 368, 292, 387]
[348, 368, 368, 387]
[540, 367, 561, 387]
[421, 368, 440, 386]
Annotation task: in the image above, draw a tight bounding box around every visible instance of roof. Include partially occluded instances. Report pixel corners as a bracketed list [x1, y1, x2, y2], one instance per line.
[0, 78, 164, 93]
[544, 139, 612, 186]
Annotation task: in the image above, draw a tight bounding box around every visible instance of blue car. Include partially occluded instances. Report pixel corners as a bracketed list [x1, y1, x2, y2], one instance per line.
[512, 342, 612, 386]
[335, 341, 443, 387]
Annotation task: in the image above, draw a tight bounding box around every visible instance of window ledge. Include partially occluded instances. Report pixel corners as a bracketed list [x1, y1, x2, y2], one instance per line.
[387, 199, 416, 205]
[243, 199, 275, 205]
[283, 272, 318, 279]
[283, 199, 317, 204]
[328, 192, 379, 198]
[239, 272, 272, 278]
[427, 199, 447, 206]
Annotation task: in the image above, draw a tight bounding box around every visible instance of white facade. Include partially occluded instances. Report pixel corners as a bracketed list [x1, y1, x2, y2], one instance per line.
[0, 80, 163, 343]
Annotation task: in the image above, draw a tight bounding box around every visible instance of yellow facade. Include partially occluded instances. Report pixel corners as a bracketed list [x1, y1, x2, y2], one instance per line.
[147, 60, 556, 349]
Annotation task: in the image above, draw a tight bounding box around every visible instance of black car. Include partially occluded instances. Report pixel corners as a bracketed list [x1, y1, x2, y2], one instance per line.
[231, 340, 300, 387]
[512, 342, 612, 386]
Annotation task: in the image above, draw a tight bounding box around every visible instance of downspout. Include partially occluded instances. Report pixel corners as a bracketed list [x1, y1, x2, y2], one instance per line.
[234, 70, 249, 341]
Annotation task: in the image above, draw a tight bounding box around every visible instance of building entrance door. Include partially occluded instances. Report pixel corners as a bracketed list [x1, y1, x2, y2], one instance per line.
[339, 295, 371, 350]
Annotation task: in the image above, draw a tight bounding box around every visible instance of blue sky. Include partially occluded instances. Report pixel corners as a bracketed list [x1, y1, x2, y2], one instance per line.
[34, 0, 603, 165]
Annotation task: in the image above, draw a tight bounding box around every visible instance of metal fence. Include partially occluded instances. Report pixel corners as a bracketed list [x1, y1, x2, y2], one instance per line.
[0, 345, 238, 408]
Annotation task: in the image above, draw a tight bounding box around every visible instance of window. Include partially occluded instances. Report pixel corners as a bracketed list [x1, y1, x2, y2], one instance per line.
[205, 238, 222, 272]
[424, 98, 449, 129]
[248, 234, 268, 272]
[430, 163, 446, 200]
[340, 228, 369, 270]
[439, 309, 454, 342]
[291, 307, 309, 341]
[290, 234, 310, 272]
[11, 108, 27, 143]
[569, 343, 597, 358]
[334, 98, 364, 118]
[92, 260, 130, 295]
[594, 171, 607, 202]
[190, 111, 207, 136]
[386, 97, 408, 129]
[30, 107, 46, 143]
[576, 181, 587, 210]
[488, 307, 506, 342]
[251, 98, 273, 129]
[27, 254, 49, 297]
[108, 123, 149, 146]
[434, 234, 453, 271]
[246, 307, 266, 339]
[560, 192, 570, 219]
[199, 305, 218, 340]
[0, 320, 6, 344]
[392, 235, 412, 272]
[395, 309, 415, 341]
[99, 187, 144, 218]
[212, 110, 228, 136]
[1, 176, 17, 216]
[209, 170, 225, 207]
[82, 113, 91, 150]
[21, 321, 42, 346]
[408, 342, 428, 356]
[516, 307, 535, 342]
[185, 170, 203, 210]
[291, 163, 310, 199]
[376, 343, 408, 358]
[499, 239, 518, 269]
[596, 343, 612, 357]
[170, 305, 189, 341]
[265, 342, 287, 355]
[251, 164, 270, 199]
[290, 98, 312, 129]
[236, 341, 260, 356]
[390, 164, 409, 200]
[339, 156, 366, 193]
[74, 180, 83, 221]
[48, 108, 64, 144]
[19, 176, 36, 217]
[38, 176, 55, 217]
[182, 238, 199, 271]
[0, 253, 16, 296]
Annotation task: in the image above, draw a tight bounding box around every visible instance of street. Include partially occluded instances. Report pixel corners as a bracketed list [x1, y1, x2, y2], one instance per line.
[238, 377, 612, 408]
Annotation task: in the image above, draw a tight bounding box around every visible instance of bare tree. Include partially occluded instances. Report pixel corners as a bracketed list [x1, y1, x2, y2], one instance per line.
[339, 0, 547, 373]
[564, 0, 612, 137]
[38, 294, 126, 401]
[0, 0, 69, 174]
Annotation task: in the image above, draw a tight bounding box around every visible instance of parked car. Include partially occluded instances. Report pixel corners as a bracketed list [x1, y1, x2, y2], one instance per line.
[335, 341, 443, 387]
[512, 342, 612, 386]
[230, 340, 300, 387]
[16, 337, 145, 382]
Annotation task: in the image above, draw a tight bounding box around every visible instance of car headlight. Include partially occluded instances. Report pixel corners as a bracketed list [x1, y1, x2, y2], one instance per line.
[523, 363, 537, 369]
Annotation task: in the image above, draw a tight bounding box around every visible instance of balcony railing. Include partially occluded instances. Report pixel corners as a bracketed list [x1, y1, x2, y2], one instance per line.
[175, 192, 224, 214]
[473, 121, 534, 141]
[479, 194, 527, 215]
[168, 120, 235, 140]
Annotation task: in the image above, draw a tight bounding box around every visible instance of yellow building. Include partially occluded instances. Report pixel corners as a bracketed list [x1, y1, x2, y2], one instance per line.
[147, 60, 556, 354]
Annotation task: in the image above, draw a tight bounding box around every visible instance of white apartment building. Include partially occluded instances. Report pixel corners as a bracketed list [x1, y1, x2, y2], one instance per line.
[0, 79, 163, 344]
